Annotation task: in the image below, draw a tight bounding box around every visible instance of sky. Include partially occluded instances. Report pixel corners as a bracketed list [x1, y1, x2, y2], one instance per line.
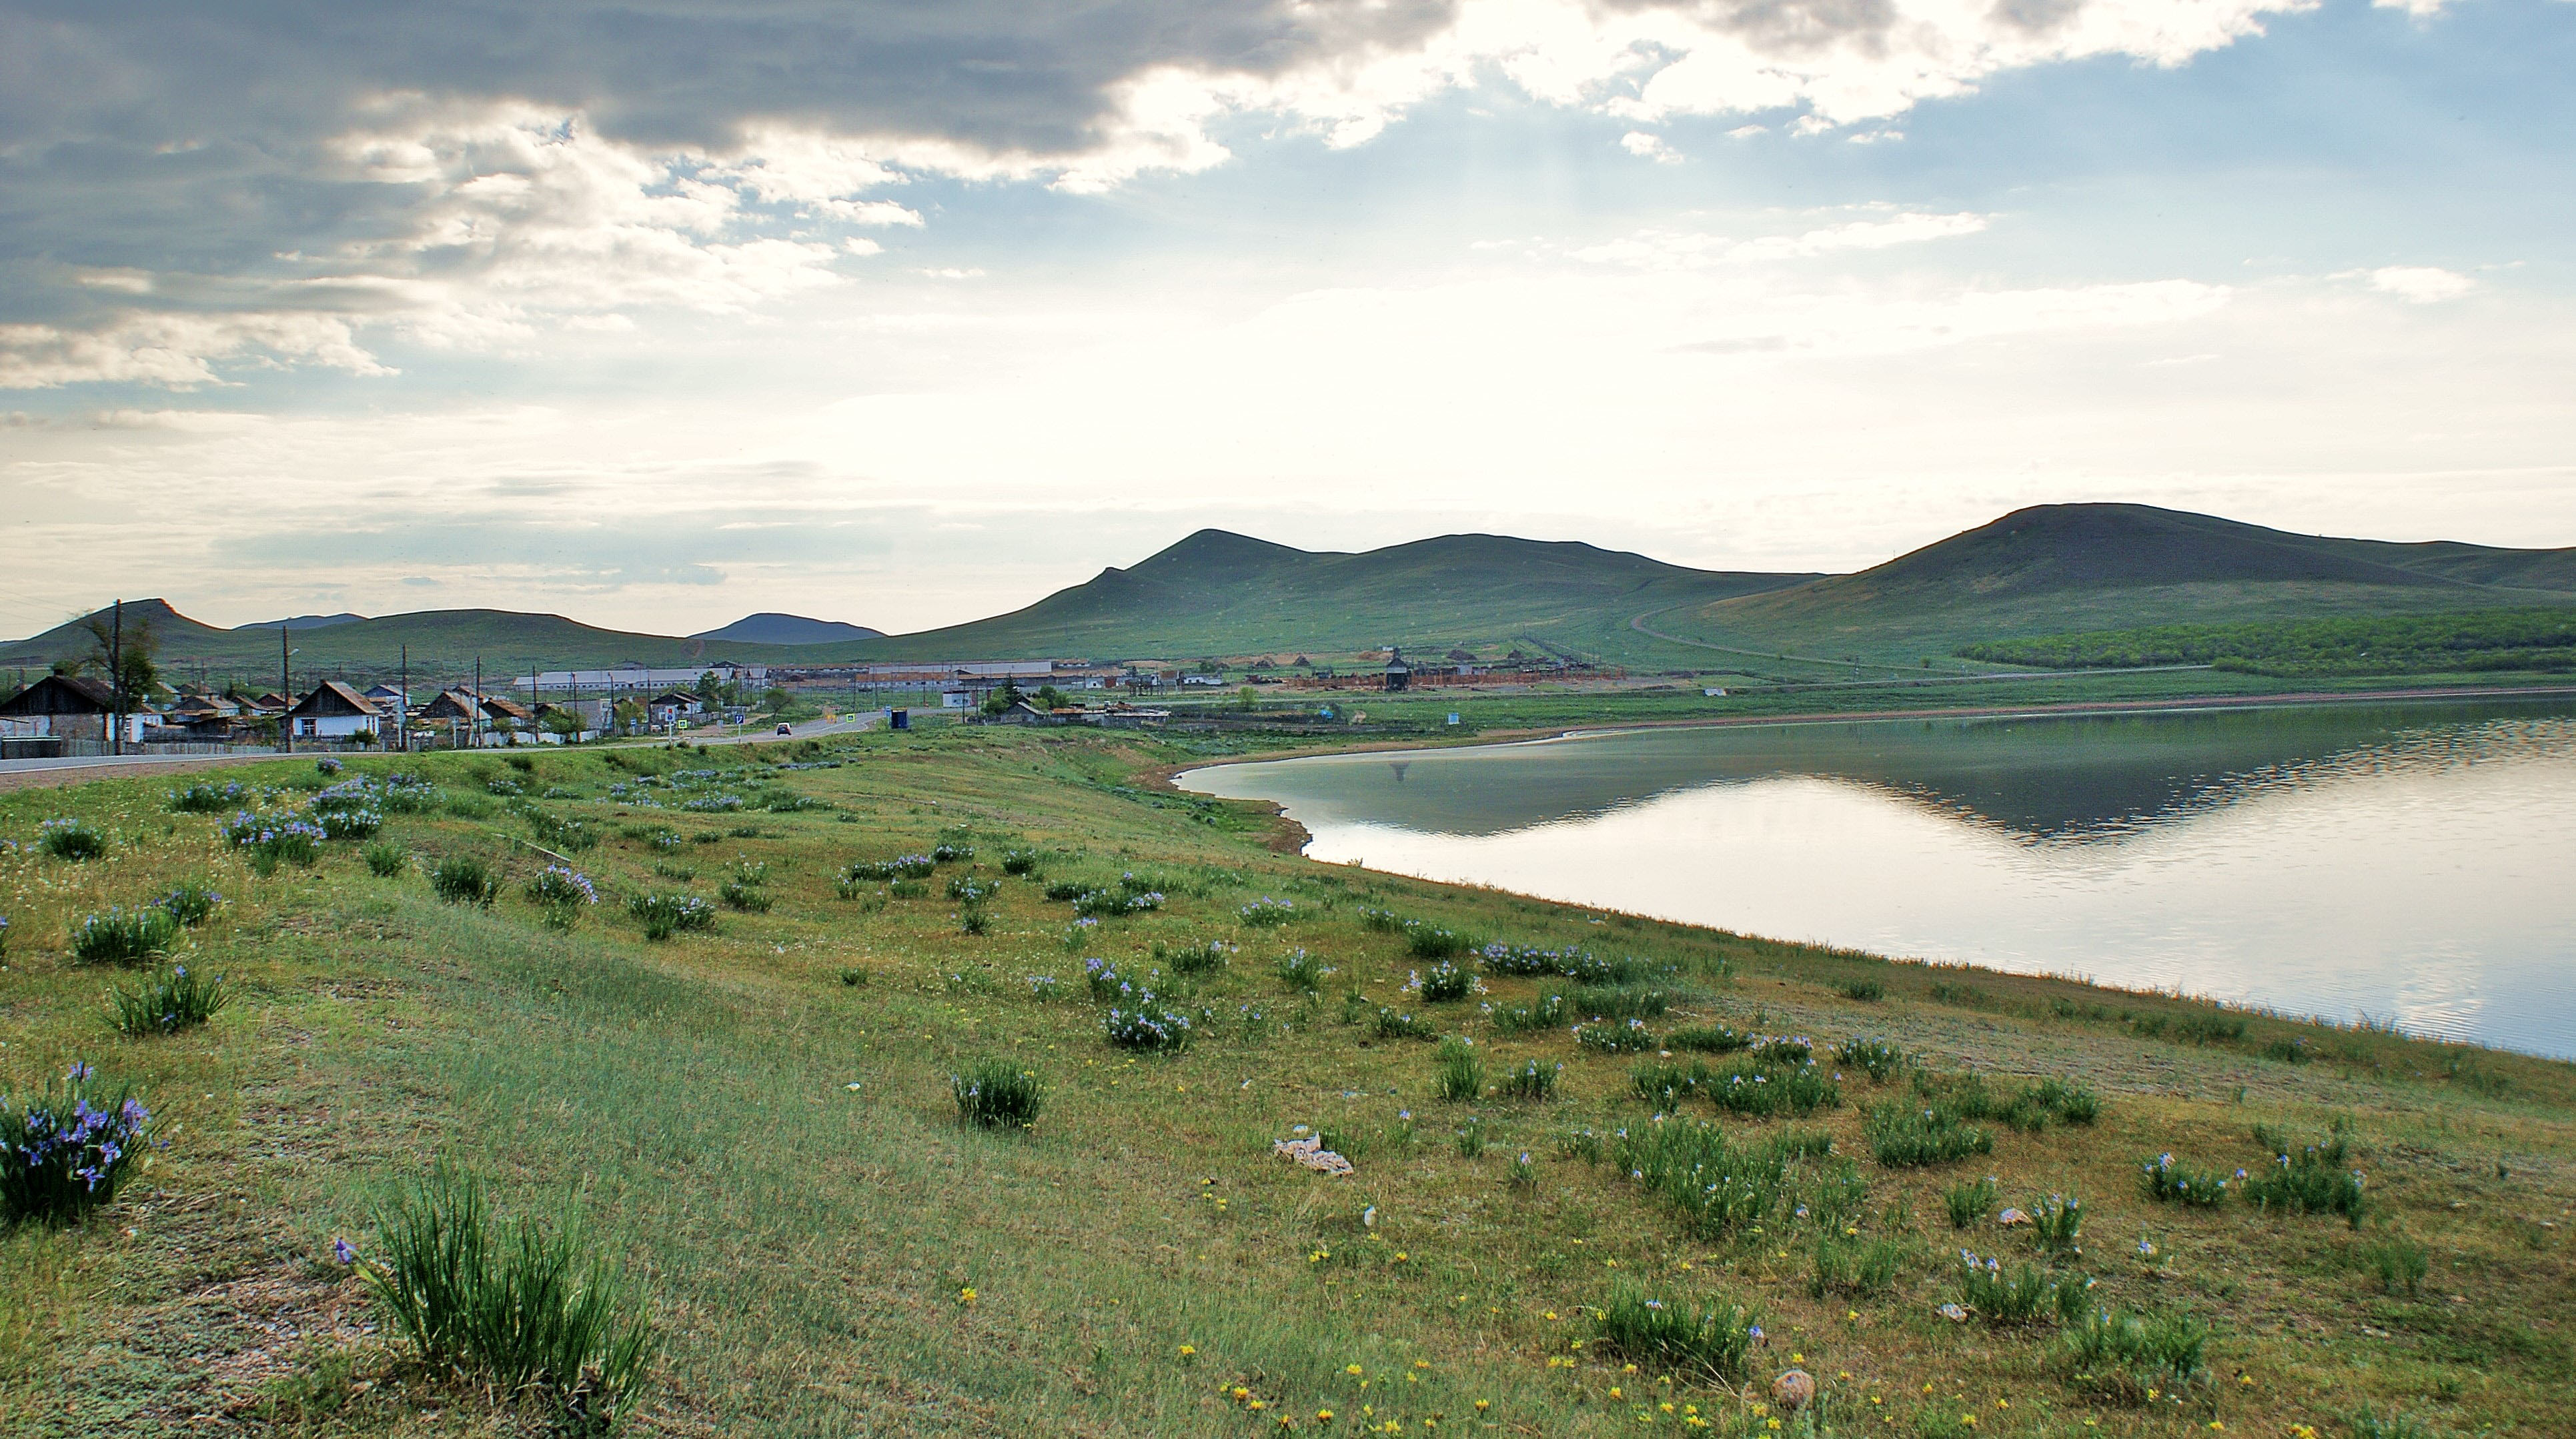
[2, 0, 2571, 639]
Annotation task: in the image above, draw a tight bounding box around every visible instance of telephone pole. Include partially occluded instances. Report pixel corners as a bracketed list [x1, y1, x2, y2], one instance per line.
[279, 623, 292, 756]
[106, 599, 123, 757]
[398, 644, 410, 754]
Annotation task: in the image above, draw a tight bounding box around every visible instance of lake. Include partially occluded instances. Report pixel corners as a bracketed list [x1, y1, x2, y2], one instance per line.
[1177, 697, 2576, 1059]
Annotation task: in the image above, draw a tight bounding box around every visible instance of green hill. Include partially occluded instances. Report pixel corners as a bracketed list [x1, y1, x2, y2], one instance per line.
[814, 529, 1814, 664]
[1651, 503, 2576, 667]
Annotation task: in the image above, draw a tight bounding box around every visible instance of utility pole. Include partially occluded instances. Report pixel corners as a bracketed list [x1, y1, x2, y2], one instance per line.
[398, 644, 409, 754]
[106, 599, 123, 757]
[280, 623, 293, 756]
[474, 655, 484, 750]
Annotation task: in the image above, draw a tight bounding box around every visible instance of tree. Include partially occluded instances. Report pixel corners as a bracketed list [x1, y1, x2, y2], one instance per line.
[979, 681, 1025, 716]
[541, 708, 588, 742]
[695, 670, 725, 705]
[1033, 685, 1065, 710]
[761, 685, 795, 714]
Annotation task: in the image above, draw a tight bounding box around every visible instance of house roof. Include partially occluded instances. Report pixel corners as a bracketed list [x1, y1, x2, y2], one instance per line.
[0, 672, 117, 716]
[287, 680, 380, 719]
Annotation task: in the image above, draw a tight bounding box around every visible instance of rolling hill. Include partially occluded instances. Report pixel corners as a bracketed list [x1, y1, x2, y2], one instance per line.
[1648, 503, 2576, 667]
[692, 613, 885, 645]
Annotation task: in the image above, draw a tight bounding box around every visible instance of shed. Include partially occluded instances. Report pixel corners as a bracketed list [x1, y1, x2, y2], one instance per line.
[1382, 648, 1412, 693]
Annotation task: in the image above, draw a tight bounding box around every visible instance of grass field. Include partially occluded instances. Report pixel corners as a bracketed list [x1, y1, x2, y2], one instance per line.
[2, 725, 2569, 1437]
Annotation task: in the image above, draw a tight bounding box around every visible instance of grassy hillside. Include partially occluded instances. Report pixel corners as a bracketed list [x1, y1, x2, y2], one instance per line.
[0, 603, 820, 689]
[1, 727, 2568, 1436]
[1653, 505, 2576, 670]
[813, 530, 1814, 665]
[1962, 608, 2576, 677]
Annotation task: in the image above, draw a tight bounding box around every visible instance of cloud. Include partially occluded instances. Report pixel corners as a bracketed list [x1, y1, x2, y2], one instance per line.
[2359, 265, 2475, 303]
[1572, 210, 1991, 268]
[0, 0, 2318, 388]
[1621, 131, 1684, 163]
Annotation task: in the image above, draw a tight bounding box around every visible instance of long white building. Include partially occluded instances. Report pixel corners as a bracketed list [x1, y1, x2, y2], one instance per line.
[512, 663, 768, 693]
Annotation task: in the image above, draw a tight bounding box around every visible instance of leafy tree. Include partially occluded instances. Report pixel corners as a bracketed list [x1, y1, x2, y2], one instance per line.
[979, 681, 1025, 716]
[540, 708, 588, 741]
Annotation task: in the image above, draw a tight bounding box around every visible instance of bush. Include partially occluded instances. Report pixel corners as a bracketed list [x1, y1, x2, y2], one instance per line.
[378, 774, 446, 814]
[1497, 1058, 1561, 1101]
[69, 906, 180, 966]
[2363, 1237, 2428, 1296]
[109, 962, 233, 1036]
[1157, 939, 1234, 976]
[1275, 950, 1332, 994]
[1834, 1036, 1908, 1082]
[169, 780, 252, 814]
[2062, 1308, 2210, 1404]
[360, 1168, 654, 1428]
[1413, 962, 1475, 1003]
[1487, 992, 1570, 1035]
[1434, 1037, 1483, 1102]
[526, 867, 598, 929]
[522, 808, 598, 853]
[2241, 1142, 2369, 1226]
[1842, 978, 1886, 1002]
[930, 842, 972, 864]
[222, 810, 324, 872]
[952, 1058, 1045, 1129]
[1403, 924, 1472, 960]
[1374, 1008, 1438, 1041]
[1666, 1024, 1752, 1054]
[1593, 1284, 1760, 1378]
[157, 880, 224, 928]
[2139, 1152, 2231, 1207]
[36, 818, 107, 861]
[1944, 1176, 1998, 1228]
[718, 878, 773, 912]
[0, 1063, 153, 1224]
[1612, 1120, 1805, 1238]
[1955, 1249, 2084, 1326]
[1867, 1102, 1994, 1168]
[1810, 1234, 1908, 1298]
[629, 892, 716, 941]
[363, 842, 409, 878]
[1103, 1004, 1194, 1052]
[1237, 897, 1296, 927]
[2028, 1192, 2084, 1256]
[1702, 1060, 1842, 1120]
[999, 849, 1039, 876]
[430, 856, 500, 908]
[1573, 1019, 1657, 1054]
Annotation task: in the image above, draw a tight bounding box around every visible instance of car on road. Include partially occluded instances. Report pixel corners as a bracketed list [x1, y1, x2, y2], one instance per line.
[774, 723, 792, 736]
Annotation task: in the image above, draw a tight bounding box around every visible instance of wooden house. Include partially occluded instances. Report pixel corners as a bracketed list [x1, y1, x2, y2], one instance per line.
[284, 680, 382, 740]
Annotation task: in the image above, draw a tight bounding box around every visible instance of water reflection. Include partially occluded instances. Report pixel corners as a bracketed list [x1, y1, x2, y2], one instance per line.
[1179, 699, 2576, 1058]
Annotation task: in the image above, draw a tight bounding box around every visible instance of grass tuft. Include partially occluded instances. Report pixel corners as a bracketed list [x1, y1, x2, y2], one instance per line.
[1593, 1284, 1760, 1379]
[108, 963, 233, 1036]
[69, 906, 179, 966]
[952, 1058, 1045, 1129]
[430, 856, 500, 908]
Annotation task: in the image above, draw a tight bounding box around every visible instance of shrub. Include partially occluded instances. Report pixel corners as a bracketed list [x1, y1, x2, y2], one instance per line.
[36, 818, 107, 861]
[2028, 1192, 2084, 1256]
[1810, 1235, 1908, 1298]
[1413, 962, 1475, 1003]
[1103, 1004, 1194, 1052]
[0, 1063, 153, 1224]
[1477, 941, 1592, 976]
[360, 1168, 654, 1428]
[1357, 907, 1407, 932]
[109, 963, 233, 1036]
[952, 1058, 1045, 1129]
[1944, 1176, 1998, 1228]
[718, 878, 773, 912]
[2140, 1152, 2231, 1207]
[522, 808, 598, 853]
[1403, 924, 1472, 959]
[222, 810, 324, 872]
[1042, 878, 1090, 902]
[1434, 1038, 1484, 1102]
[1275, 950, 1332, 994]
[1867, 1102, 1994, 1168]
[169, 780, 252, 814]
[629, 892, 716, 941]
[1954, 1249, 2084, 1326]
[157, 879, 224, 928]
[999, 849, 1040, 876]
[1487, 993, 1569, 1035]
[944, 874, 997, 904]
[1497, 1058, 1561, 1101]
[363, 842, 409, 878]
[1612, 1119, 1803, 1238]
[2240, 1144, 2369, 1226]
[378, 774, 446, 814]
[2363, 1237, 2428, 1297]
[852, 855, 936, 883]
[1573, 1019, 1657, 1054]
[1566, 983, 1669, 1020]
[69, 906, 180, 966]
[2261, 1036, 2313, 1065]
[1158, 939, 1234, 976]
[1842, 978, 1886, 1002]
[929, 842, 973, 864]
[526, 867, 598, 929]
[430, 856, 500, 908]
[1593, 1284, 1760, 1378]
[1834, 1036, 1908, 1082]
[1237, 897, 1297, 927]
[2062, 1308, 2210, 1405]
[1374, 1008, 1437, 1041]
[1666, 1024, 1752, 1054]
[1702, 1060, 1842, 1120]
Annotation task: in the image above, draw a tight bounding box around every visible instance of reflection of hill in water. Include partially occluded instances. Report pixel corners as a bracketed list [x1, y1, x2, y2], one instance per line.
[1241, 699, 2576, 844]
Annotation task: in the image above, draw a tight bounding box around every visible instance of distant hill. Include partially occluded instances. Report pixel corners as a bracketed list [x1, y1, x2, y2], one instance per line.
[1653, 503, 2576, 665]
[692, 613, 884, 645]
[814, 529, 1814, 663]
[238, 612, 368, 631]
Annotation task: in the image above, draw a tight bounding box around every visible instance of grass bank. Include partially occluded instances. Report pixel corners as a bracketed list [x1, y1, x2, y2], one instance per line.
[1, 727, 2569, 1436]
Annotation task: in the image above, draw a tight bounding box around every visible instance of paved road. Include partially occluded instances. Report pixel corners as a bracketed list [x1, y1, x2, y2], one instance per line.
[0, 751, 281, 793]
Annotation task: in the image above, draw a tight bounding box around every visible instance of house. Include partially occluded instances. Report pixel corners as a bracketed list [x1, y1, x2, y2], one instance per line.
[532, 701, 602, 743]
[1179, 673, 1227, 687]
[0, 673, 122, 740]
[363, 683, 410, 711]
[987, 701, 1087, 727]
[249, 691, 294, 713]
[419, 688, 536, 744]
[283, 681, 382, 740]
[644, 690, 703, 726]
[1382, 648, 1412, 693]
[940, 689, 975, 709]
[1096, 705, 1169, 730]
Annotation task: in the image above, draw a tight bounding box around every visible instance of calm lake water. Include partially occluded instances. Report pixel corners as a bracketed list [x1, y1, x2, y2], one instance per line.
[1179, 698, 2576, 1059]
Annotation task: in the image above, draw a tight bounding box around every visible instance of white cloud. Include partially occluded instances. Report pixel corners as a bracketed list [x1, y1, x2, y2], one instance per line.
[1621, 131, 1683, 163]
[2361, 265, 2475, 303]
[1573, 211, 1992, 269]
